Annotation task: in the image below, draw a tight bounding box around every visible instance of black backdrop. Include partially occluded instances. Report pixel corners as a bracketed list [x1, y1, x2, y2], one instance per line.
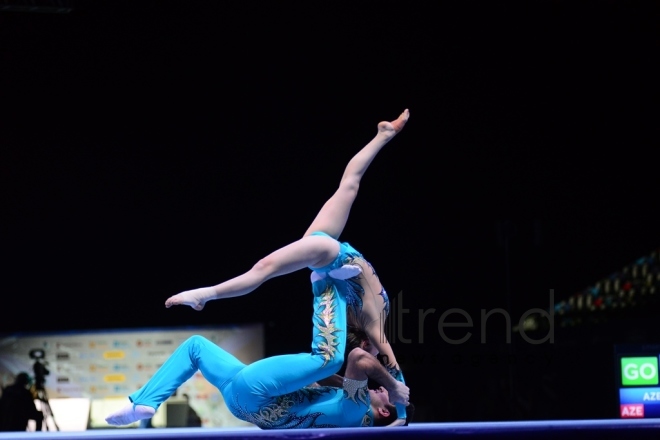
[1, 0, 658, 422]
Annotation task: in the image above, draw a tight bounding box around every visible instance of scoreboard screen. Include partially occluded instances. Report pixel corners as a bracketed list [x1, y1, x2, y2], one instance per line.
[615, 344, 660, 419]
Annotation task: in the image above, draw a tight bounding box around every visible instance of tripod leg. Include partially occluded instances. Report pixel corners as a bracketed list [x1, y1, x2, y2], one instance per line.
[44, 401, 59, 431]
[36, 390, 59, 431]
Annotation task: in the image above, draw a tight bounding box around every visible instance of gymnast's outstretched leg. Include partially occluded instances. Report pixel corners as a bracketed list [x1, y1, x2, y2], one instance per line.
[303, 109, 409, 239]
[164, 109, 409, 311]
[105, 335, 246, 425]
[107, 277, 348, 426]
[164, 234, 339, 310]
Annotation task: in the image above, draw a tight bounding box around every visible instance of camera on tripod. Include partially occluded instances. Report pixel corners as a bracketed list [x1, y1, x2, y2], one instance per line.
[29, 348, 49, 391]
[27, 348, 58, 431]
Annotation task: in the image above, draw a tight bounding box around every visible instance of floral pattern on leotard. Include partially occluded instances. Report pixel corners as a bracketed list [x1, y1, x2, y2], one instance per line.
[228, 388, 339, 429]
[313, 283, 342, 367]
[345, 277, 365, 319]
[361, 412, 373, 427]
[379, 287, 390, 316]
[343, 256, 390, 318]
[342, 377, 369, 406]
[365, 259, 390, 316]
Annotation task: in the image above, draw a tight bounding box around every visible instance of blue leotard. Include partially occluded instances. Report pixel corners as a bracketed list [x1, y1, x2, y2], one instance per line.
[125, 232, 406, 427]
[127, 276, 374, 428]
[308, 231, 364, 272]
[307, 231, 407, 422]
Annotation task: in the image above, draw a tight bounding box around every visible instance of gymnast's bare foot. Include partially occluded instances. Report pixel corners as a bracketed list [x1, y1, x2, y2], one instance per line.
[165, 287, 215, 311]
[377, 109, 410, 137]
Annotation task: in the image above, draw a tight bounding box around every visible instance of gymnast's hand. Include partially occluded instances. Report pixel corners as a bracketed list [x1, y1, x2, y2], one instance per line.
[387, 381, 410, 407]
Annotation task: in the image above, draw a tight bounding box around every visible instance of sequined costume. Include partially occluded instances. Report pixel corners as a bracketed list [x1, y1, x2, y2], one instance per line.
[308, 231, 407, 421]
[127, 276, 374, 429]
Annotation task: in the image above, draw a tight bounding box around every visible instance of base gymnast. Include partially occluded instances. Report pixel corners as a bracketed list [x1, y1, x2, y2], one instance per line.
[105, 275, 410, 428]
[164, 108, 411, 424]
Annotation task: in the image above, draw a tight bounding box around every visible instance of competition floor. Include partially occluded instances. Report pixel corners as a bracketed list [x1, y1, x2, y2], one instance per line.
[2, 420, 659, 440]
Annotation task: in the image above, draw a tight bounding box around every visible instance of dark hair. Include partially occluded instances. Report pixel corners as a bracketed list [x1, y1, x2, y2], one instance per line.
[373, 402, 416, 427]
[405, 402, 416, 425]
[373, 402, 398, 426]
[347, 327, 416, 426]
[346, 326, 368, 352]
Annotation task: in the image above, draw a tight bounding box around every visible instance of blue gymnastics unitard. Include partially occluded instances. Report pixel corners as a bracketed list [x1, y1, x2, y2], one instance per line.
[126, 276, 374, 428]
[308, 231, 407, 422]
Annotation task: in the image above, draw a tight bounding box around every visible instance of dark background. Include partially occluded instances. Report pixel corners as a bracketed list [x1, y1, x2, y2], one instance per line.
[1, 0, 658, 423]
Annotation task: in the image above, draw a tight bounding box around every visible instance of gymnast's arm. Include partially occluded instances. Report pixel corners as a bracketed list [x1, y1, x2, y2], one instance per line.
[312, 349, 409, 403]
[365, 319, 409, 422]
[343, 348, 409, 405]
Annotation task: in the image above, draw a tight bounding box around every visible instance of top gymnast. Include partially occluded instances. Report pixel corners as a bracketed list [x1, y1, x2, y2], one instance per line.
[165, 108, 411, 424]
